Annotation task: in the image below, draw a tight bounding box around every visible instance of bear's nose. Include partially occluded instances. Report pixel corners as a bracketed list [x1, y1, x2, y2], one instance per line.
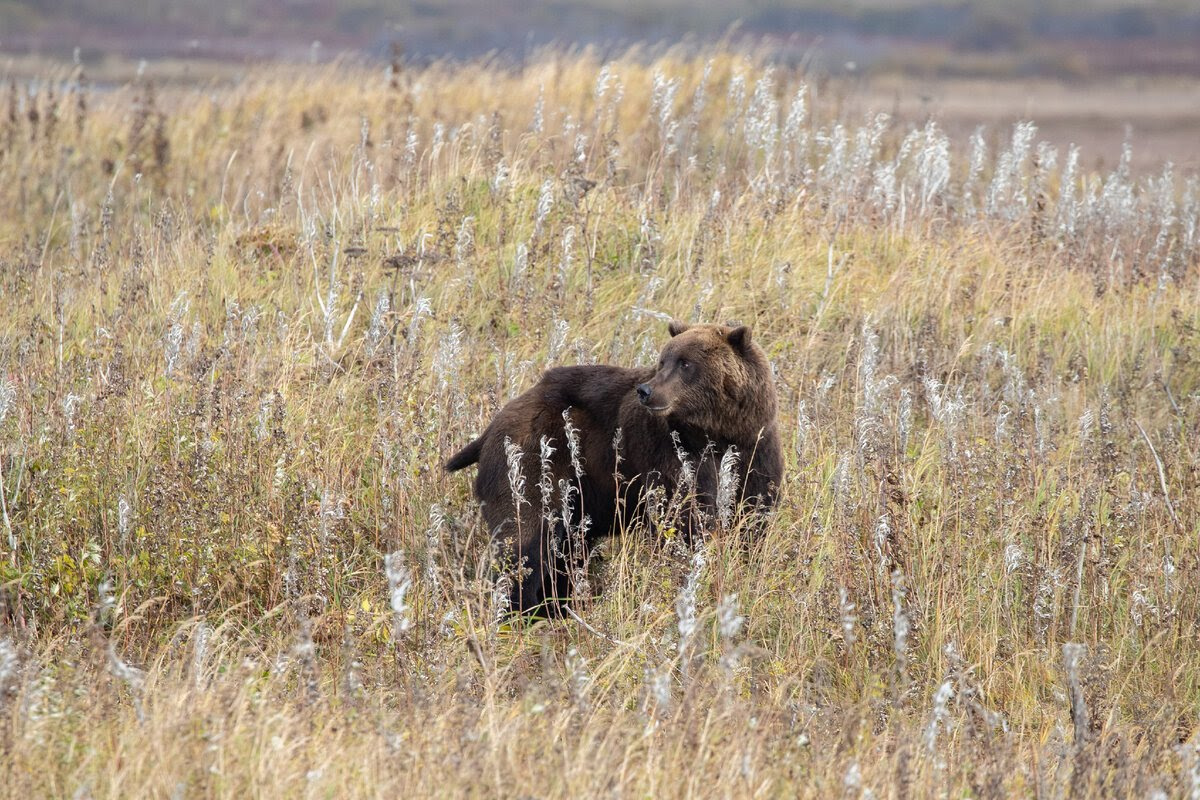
[636, 383, 652, 403]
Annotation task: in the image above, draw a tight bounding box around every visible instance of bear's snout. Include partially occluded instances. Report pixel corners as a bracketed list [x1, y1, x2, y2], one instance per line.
[636, 383, 653, 403]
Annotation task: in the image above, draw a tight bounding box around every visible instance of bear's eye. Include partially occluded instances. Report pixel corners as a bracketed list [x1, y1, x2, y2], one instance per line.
[678, 359, 691, 370]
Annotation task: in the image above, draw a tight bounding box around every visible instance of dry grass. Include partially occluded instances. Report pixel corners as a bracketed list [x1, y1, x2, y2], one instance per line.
[843, 75, 1200, 174]
[0, 47, 1198, 798]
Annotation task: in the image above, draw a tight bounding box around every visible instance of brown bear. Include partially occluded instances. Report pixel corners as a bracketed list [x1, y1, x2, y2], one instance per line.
[445, 320, 784, 615]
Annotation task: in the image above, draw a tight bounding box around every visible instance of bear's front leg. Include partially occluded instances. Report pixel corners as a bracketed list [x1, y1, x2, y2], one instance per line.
[501, 518, 573, 617]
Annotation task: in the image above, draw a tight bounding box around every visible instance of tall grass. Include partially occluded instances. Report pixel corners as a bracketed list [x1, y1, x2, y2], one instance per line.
[0, 47, 1198, 797]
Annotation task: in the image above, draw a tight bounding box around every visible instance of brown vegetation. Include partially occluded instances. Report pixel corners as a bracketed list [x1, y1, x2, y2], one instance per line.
[0, 48, 1198, 797]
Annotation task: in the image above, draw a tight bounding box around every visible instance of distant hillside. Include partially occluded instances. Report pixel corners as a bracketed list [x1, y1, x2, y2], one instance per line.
[3, 0, 1200, 70]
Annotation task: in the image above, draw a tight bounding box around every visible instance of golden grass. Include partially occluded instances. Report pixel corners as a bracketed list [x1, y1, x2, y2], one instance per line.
[0, 48, 1198, 798]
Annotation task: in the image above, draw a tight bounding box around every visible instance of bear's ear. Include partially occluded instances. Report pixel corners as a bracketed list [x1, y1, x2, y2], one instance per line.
[668, 320, 691, 337]
[726, 325, 752, 351]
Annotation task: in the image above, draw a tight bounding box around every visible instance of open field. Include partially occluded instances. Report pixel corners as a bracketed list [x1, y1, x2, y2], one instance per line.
[845, 75, 1200, 174]
[6, 50, 1199, 176]
[1, 49, 1199, 797]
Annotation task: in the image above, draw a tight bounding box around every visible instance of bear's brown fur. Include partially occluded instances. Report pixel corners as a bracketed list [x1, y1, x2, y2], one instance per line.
[445, 320, 784, 615]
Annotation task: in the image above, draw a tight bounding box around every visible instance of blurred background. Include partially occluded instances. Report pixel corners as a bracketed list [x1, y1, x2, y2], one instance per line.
[4, 0, 1199, 70]
[2, 0, 1198, 171]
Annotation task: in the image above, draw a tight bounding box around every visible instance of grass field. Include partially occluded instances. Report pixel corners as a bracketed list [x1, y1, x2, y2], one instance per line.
[1, 48, 1199, 797]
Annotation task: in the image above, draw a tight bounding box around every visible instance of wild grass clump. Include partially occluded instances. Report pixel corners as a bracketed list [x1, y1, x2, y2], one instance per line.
[0, 46, 1198, 797]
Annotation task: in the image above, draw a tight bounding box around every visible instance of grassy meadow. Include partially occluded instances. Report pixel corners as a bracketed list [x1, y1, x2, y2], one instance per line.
[0, 49, 1199, 797]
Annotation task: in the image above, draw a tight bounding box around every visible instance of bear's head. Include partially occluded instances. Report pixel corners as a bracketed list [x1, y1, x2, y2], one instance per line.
[636, 320, 776, 443]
